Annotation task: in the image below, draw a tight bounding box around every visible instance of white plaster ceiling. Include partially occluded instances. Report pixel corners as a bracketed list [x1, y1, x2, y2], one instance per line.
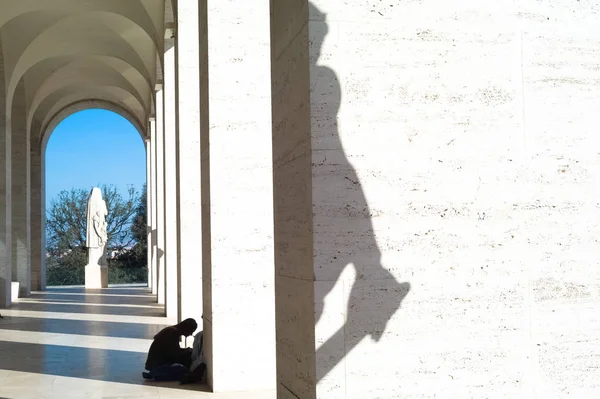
[0, 0, 168, 140]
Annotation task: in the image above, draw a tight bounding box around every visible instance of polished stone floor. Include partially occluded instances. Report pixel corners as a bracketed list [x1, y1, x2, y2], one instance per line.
[0, 286, 275, 399]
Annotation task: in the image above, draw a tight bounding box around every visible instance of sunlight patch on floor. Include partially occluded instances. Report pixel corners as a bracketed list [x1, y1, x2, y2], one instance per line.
[16, 299, 164, 309]
[0, 309, 175, 325]
[0, 329, 152, 352]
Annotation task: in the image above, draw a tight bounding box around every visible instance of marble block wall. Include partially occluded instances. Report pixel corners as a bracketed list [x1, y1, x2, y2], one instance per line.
[273, 0, 600, 397]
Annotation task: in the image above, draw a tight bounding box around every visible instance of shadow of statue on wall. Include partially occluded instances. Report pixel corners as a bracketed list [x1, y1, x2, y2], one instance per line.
[309, 2, 411, 383]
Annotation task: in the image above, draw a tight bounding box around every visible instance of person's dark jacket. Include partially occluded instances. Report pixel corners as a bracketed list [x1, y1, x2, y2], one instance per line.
[145, 319, 196, 370]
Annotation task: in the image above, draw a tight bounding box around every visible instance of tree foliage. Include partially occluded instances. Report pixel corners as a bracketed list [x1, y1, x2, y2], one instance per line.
[116, 183, 147, 267]
[131, 183, 147, 247]
[45, 184, 148, 286]
[46, 184, 138, 256]
[46, 184, 148, 285]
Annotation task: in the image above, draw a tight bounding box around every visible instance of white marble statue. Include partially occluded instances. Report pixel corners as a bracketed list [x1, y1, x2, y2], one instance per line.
[85, 187, 109, 288]
[86, 187, 108, 249]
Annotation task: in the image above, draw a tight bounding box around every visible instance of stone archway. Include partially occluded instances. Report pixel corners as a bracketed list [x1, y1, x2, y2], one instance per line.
[41, 99, 147, 151]
[30, 100, 147, 290]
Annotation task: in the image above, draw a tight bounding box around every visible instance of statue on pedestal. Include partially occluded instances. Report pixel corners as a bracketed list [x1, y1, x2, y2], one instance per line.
[85, 187, 109, 288]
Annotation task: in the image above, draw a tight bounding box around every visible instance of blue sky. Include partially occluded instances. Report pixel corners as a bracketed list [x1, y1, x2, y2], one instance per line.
[45, 109, 146, 207]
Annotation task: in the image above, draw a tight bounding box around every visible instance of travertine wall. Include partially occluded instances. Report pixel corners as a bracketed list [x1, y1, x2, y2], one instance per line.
[273, 0, 600, 397]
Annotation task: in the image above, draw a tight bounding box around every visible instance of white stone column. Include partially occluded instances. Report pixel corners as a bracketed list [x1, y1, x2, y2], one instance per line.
[163, 46, 179, 319]
[149, 118, 158, 296]
[29, 147, 44, 291]
[0, 42, 11, 307]
[145, 138, 152, 291]
[155, 89, 166, 306]
[11, 82, 30, 298]
[175, 0, 202, 326]
[203, 0, 276, 392]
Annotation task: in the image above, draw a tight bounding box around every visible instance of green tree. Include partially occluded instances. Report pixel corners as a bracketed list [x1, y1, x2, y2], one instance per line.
[46, 184, 139, 254]
[131, 183, 147, 247]
[45, 184, 141, 285]
[116, 183, 147, 268]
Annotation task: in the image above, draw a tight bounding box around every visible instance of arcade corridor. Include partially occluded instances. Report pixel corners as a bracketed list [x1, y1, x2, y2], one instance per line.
[2, 0, 598, 396]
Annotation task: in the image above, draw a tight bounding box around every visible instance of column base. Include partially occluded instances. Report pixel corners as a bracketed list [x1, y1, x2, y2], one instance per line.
[11, 282, 19, 302]
[85, 266, 108, 289]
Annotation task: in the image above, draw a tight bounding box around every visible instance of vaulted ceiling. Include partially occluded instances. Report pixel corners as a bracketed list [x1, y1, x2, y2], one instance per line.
[0, 0, 172, 144]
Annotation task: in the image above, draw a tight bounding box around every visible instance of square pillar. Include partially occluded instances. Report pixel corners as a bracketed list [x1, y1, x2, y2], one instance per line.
[155, 89, 166, 306]
[203, 0, 276, 392]
[29, 147, 44, 291]
[175, 0, 203, 325]
[84, 255, 108, 289]
[149, 119, 158, 295]
[163, 45, 179, 319]
[11, 83, 30, 298]
[270, 4, 316, 396]
[0, 134, 11, 307]
[145, 138, 153, 291]
[0, 43, 11, 307]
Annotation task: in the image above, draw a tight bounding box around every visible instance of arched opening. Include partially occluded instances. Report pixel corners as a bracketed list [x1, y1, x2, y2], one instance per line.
[42, 108, 147, 288]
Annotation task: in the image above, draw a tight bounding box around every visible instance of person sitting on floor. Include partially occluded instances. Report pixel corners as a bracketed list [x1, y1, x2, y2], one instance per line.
[143, 318, 197, 381]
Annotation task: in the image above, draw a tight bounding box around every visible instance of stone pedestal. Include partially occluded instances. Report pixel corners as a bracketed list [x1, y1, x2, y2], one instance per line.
[85, 247, 108, 288]
[11, 282, 19, 302]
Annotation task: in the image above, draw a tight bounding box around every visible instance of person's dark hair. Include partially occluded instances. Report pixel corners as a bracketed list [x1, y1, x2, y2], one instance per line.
[177, 318, 198, 336]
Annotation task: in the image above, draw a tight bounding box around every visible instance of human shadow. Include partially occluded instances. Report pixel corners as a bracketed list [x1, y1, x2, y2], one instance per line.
[308, 2, 411, 383]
